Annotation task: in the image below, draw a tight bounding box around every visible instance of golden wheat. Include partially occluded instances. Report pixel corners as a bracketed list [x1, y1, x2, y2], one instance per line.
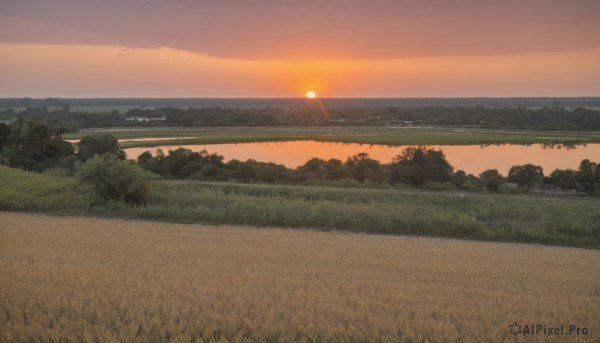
[0, 212, 598, 342]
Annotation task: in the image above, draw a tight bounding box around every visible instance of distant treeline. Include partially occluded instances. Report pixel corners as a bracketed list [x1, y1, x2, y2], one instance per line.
[2, 97, 600, 109]
[2, 103, 600, 131]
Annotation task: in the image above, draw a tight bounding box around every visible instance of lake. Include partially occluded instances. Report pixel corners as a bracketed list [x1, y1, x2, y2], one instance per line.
[123, 141, 600, 175]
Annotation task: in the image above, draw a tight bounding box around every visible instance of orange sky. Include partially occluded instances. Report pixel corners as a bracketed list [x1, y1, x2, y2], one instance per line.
[1, 1, 599, 97]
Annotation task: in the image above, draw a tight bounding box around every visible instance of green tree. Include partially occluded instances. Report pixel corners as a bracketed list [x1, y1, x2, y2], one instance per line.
[137, 151, 153, 164]
[76, 154, 151, 205]
[297, 158, 329, 181]
[507, 164, 544, 187]
[1, 117, 74, 170]
[575, 159, 600, 195]
[390, 146, 454, 187]
[78, 134, 126, 161]
[479, 169, 505, 192]
[548, 169, 578, 190]
[451, 170, 467, 188]
[345, 153, 388, 183]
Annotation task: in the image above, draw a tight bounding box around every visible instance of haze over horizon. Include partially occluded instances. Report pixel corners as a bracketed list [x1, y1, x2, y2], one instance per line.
[1, 0, 599, 98]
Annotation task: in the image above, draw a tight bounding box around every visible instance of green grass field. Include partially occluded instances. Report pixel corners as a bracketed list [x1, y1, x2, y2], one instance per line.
[64, 126, 600, 147]
[2, 165, 599, 248]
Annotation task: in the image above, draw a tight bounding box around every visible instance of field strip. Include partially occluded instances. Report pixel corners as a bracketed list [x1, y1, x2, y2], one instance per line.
[1, 211, 599, 342]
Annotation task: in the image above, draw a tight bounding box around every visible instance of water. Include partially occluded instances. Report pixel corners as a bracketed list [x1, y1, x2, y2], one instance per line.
[123, 141, 600, 175]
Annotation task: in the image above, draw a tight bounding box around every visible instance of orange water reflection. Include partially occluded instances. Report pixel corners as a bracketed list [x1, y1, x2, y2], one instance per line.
[124, 141, 600, 175]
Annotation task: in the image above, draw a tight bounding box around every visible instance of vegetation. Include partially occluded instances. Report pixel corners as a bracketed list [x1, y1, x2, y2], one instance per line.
[1, 212, 598, 342]
[136, 146, 600, 196]
[390, 146, 454, 186]
[0, 165, 82, 212]
[75, 154, 151, 205]
[1, 165, 599, 247]
[3, 101, 600, 131]
[0, 117, 75, 171]
[77, 133, 127, 161]
[64, 127, 600, 148]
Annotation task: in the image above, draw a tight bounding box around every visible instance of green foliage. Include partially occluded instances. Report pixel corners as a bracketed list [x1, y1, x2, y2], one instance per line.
[0, 117, 74, 171]
[78, 134, 126, 161]
[76, 154, 151, 205]
[390, 146, 453, 187]
[549, 168, 578, 190]
[139, 148, 225, 179]
[2, 164, 599, 247]
[508, 164, 544, 187]
[575, 159, 600, 195]
[0, 165, 83, 211]
[136, 145, 599, 196]
[479, 169, 505, 192]
[121, 182, 600, 248]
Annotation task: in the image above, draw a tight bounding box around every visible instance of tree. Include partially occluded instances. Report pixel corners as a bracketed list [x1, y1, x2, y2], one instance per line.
[297, 158, 329, 181]
[479, 169, 505, 192]
[0, 123, 11, 150]
[576, 159, 600, 195]
[76, 154, 151, 205]
[548, 169, 578, 190]
[451, 170, 467, 187]
[507, 164, 544, 187]
[0, 117, 74, 170]
[78, 134, 126, 161]
[231, 161, 256, 182]
[137, 151, 153, 164]
[345, 153, 388, 183]
[390, 146, 454, 187]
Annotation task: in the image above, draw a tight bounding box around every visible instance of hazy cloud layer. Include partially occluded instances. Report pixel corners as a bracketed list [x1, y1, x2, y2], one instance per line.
[1, 0, 599, 60]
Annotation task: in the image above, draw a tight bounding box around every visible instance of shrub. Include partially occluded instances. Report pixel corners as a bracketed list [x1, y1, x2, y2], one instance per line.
[76, 154, 151, 205]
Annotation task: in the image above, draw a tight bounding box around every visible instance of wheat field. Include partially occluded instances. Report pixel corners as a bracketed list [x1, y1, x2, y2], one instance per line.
[1, 212, 598, 342]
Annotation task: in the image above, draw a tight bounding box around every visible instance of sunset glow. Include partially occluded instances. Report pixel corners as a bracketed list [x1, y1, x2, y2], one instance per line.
[0, 1, 598, 97]
[305, 91, 317, 99]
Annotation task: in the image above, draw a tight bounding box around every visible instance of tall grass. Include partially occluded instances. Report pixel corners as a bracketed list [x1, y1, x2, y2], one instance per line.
[1, 212, 598, 342]
[0, 165, 83, 211]
[2, 165, 599, 247]
[121, 182, 600, 247]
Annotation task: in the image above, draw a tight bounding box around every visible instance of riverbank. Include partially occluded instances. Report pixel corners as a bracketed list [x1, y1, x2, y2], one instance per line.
[63, 126, 600, 147]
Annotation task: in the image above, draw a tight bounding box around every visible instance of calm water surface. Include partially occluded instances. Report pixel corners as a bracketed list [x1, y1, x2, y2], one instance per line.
[124, 141, 600, 175]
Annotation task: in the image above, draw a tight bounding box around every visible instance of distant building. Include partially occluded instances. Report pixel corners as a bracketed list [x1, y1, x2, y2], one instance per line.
[124, 116, 166, 122]
[125, 117, 149, 122]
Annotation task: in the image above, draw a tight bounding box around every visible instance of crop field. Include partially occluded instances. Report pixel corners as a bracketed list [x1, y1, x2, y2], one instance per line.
[63, 126, 600, 147]
[1, 212, 598, 342]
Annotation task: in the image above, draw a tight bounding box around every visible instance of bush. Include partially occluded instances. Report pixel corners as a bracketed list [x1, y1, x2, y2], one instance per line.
[421, 181, 458, 191]
[76, 154, 151, 205]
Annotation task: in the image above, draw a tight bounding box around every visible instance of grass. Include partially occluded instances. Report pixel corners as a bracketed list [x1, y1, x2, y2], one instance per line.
[63, 126, 600, 147]
[124, 181, 600, 248]
[1, 212, 598, 342]
[0, 165, 83, 212]
[2, 165, 599, 248]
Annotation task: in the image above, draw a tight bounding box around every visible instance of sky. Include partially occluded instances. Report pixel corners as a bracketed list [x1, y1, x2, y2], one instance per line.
[1, 0, 599, 98]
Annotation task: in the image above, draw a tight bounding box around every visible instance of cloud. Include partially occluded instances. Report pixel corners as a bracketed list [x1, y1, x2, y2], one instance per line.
[1, 0, 599, 60]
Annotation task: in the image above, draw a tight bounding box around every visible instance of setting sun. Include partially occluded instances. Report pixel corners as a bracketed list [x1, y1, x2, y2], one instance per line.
[305, 90, 317, 99]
